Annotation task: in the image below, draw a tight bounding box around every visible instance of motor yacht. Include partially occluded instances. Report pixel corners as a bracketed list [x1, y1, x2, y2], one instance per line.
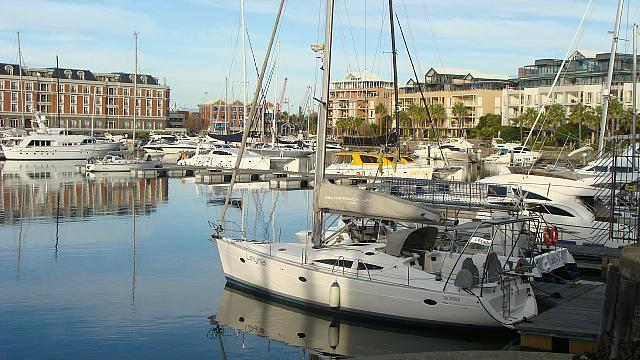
[414, 138, 475, 162]
[177, 144, 293, 170]
[483, 146, 541, 167]
[2, 112, 120, 160]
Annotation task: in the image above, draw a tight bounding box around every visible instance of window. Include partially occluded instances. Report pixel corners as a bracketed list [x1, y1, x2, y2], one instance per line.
[26, 93, 33, 102]
[25, 104, 33, 112]
[0, 81, 3, 90]
[25, 82, 33, 91]
[124, 98, 129, 106]
[530, 205, 574, 217]
[11, 103, 18, 112]
[10, 81, 18, 90]
[11, 92, 18, 102]
[108, 107, 116, 115]
[39, 83, 48, 92]
[96, 97, 102, 105]
[70, 85, 77, 93]
[5, 65, 14, 75]
[83, 96, 89, 104]
[96, 87, 102, 95]
[71, 96, 77, 105]
[314, 259, 354, 268]
[146, 89, 151, 97]
[360, 155, 379, 163]
[123, 108, 129, 116]
[146, 108, 151, 116]
[82, 86, 89, 94]
[71, 105, 77, 114]
[357, 262, 384, 270]
[58, 84, 64, 92]
[38, 94, 50, 103]
[107, 97, 117, 106]
[107, 87, 116, 95]
[158, 108, 162, 117]
[123, 88, 130, 96]
[146, 99, 152, 107]
[77, 71, 85, 80]
[83, 105, 89, 114]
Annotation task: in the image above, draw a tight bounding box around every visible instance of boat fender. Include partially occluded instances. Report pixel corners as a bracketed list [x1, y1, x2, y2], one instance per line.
[329, 281, 340, 308]
[328, 320, 340, 350]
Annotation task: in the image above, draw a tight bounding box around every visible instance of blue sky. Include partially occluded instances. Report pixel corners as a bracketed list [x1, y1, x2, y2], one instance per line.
[0, 0, 633, 111]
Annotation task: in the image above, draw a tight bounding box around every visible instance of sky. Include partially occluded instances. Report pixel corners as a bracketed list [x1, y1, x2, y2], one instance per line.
[0, 0, 635, 111]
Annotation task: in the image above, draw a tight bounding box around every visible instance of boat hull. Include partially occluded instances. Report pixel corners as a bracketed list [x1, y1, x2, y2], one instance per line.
[85, 161, 161, 172]
[4, 143, 120, 160]
[215, 239, 536, 329]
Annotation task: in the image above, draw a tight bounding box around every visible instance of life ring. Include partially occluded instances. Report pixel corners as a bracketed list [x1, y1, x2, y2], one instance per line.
[551, 225, 559, 244]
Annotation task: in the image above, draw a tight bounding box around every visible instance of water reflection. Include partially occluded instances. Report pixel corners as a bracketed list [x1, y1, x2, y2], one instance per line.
[0, 161, 168, 224]
[210, 286, 511, 359]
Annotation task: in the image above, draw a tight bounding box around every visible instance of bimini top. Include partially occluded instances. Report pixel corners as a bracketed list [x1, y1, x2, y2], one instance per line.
[316, 181, 442, 224]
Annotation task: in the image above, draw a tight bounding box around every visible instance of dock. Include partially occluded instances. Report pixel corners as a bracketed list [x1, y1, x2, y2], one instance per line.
[517, 282, 605, 353]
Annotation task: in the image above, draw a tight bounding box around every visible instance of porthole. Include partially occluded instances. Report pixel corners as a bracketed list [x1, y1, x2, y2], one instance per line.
[239, 257, 245, 263]
[365, 251, 374, 256]
[298, 276, 307, 282]
[297, 332, 306, 338]
[238, 316, 245, 322]
[278, 248, 286, 251]
[424, 299, 437, 306]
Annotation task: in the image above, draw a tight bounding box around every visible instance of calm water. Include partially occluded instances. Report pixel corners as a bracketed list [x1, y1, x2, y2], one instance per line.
[0, 160, 511, 359]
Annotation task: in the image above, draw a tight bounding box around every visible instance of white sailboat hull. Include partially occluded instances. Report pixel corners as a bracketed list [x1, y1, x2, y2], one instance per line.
[216, 239, 537, 329]
[85, 160, 161, 172]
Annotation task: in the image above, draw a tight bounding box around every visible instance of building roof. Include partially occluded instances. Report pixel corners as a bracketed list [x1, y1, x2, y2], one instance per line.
[337, 72, 387, 82]
[427, 67, 509, 81]
[572, 49, 601, 59]
[0, 63, 27, 76]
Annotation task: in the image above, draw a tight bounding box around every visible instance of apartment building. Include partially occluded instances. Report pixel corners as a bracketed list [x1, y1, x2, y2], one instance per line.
[199, 100, 274, 133]
[502, 50, 638, 125]
[328, 72, 393, 135]
[0, 63, 170, 132]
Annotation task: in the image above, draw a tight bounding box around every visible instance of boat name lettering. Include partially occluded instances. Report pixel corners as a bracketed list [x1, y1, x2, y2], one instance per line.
[443, 295, 460, 302]
[246, 254, 266, 266]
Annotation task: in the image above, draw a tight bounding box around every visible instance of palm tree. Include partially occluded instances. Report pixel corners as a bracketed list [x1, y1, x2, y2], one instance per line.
[545, 104, 566, 146]
[568, 103, 595, 145]
[451, 102, 468, 137]
[374, 103, 388, 135]
[352, 116, 364, 135]
[512, 108, 537, 143]
[428, 103, 446, 138]
[406, 104, 426, 139]
[335, 117, 348, 136]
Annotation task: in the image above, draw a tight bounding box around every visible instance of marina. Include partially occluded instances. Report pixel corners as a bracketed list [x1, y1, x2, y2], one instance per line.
[2, 0, 640, 358]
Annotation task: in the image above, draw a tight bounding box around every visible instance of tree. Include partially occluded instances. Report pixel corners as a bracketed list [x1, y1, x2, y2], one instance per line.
[374, 103, 388, 135]
[512, 108, 538, 143]
[427, 103, 446, 137]
[568, 103, 595, 145]
[451, 102, 469, 137]
[406, 104, 427, 139]
[335, 117, 348, 136]
[352, 116, 364, 135]
[469, 113, 502, 140]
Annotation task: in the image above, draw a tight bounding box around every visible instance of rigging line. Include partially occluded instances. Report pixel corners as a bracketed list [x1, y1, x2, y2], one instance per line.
[336, 9, 353, 73]
[399, 0, 422, 75]
[522, 0, 593, 149]
[245, 29, 260, 76]
[420, 0, 444, 68]
[396, 14, 448, 167]
[340, 0, 362, 73]
[364, 0, 367, 72]
[369, 0, 386, 77]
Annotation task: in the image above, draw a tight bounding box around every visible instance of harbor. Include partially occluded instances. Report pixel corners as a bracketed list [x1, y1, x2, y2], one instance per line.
[2, 0, 640, 359]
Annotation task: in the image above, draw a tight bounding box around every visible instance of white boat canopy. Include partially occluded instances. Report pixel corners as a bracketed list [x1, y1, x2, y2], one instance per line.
[316, 181, 442, 224]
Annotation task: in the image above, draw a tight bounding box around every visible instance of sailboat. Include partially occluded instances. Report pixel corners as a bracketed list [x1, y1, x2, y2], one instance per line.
[213, 0, 537, 329]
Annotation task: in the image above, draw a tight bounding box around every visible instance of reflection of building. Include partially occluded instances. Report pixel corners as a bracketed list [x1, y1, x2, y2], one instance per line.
[0, 62, 170, 132]
[0, 166, 168, 224]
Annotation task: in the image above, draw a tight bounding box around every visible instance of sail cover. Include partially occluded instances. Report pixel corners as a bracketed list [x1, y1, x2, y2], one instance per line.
[317, 181, 442, 223]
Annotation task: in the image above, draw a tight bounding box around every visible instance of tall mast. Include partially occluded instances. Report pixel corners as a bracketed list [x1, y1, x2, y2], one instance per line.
[91, 85, 97, 136]
[273, 42, 280, 147]
[388, 0, 401, 160]
[56, 55, 61, 127]
[598, 0, 624, 153]
[133, 32, 138, 148]
[224, 77, 229, 134]
[241, 0, 248, 132]
[632, 23, 637, 174]
[17, 32, 25, 128]
[311, 0, 335, 247]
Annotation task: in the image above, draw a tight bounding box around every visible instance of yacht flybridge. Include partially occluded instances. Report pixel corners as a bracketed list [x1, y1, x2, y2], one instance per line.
[2, 112, 120, 160]
[212, 0, 537, 330]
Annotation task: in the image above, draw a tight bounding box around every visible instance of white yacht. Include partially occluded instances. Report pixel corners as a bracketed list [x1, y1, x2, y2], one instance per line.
[85, 155, 162, 172]
[414, 138, 475, 162]
[483, 146, 541, 166]
[2, 113, 120, 160]
[177, 144, 292, 170]
[251, 142, 314, 157]
[478, 173, 631, 248]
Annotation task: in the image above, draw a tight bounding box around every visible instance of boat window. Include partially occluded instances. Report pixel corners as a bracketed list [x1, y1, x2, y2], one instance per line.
[529, 205, 574, 217]
[80, 139, 96, 144]
[611, 166, 633, 173]
[314, 259, 354, 268]
[487, 185, 508, 197]
[335, 155, 352, 164]
[513, 188, 551, 201]
[401, 156, 414, 162]
[212, 150, 232, 156]
[357, 262, 384, 270]
[360, 155, 379, 164]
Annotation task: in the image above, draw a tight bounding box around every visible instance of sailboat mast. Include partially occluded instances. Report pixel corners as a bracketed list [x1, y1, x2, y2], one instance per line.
[56, 55, 61, 128]
[133, 32, 138, 147]
[388, 0, 401, 160]
[632, 23, 637, 174]
[225, 76, 229, 134]
[273, 42, 279, 147]
[311, 0, 335, 247]
[241, 0, 248, 132]
[17, 32, 25, 128]
[91, 85, 96, 136]
[598, 0, 624, 153]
